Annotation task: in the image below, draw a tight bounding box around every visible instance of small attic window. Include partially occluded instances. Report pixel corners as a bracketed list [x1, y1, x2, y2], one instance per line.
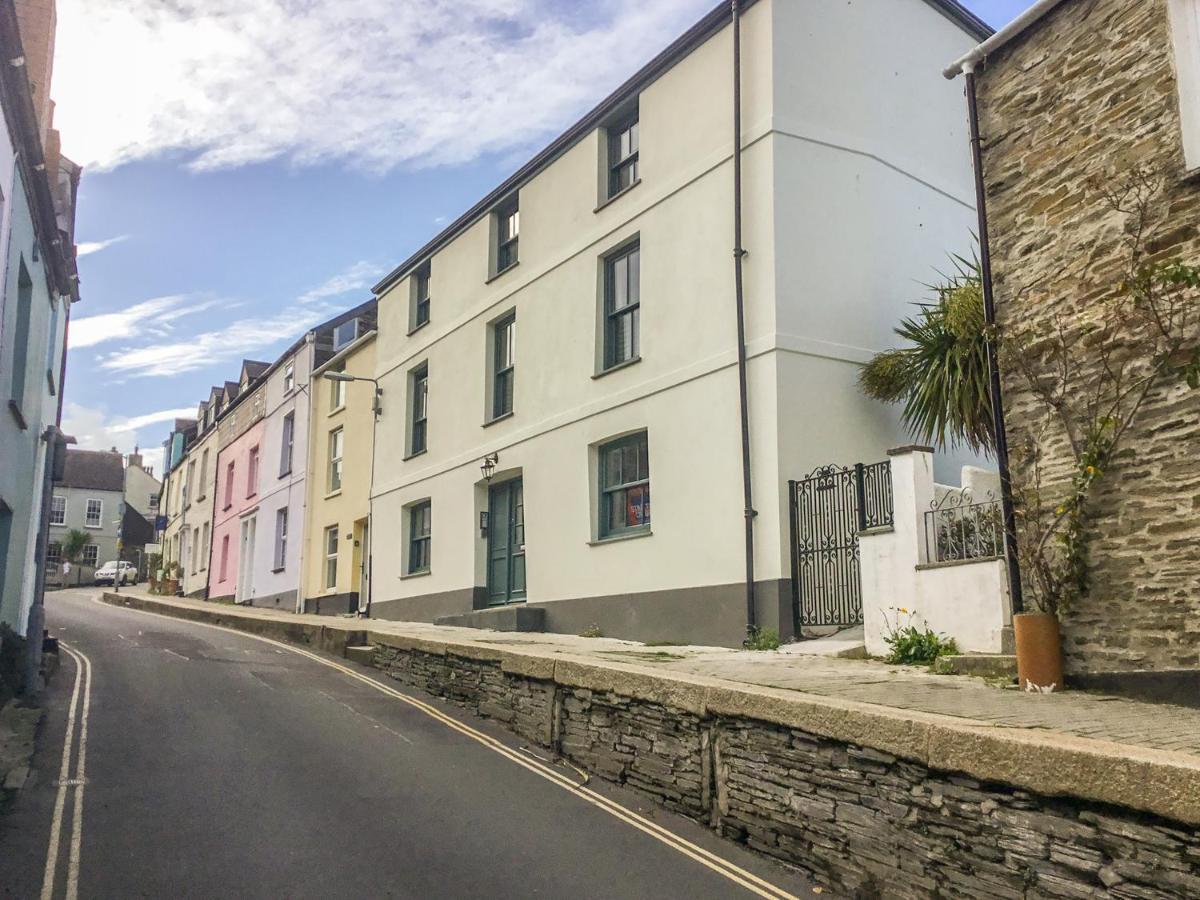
[333, 318, 359, 351]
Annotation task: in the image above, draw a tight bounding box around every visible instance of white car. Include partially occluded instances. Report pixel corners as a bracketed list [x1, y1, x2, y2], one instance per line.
[95, 560, 137, 586]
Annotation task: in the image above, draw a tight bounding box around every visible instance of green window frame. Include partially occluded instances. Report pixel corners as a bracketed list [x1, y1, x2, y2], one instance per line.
[492, 313, 515, 419]
[603, 242, 640, 370]
[414, 263, 431, 328]
[408, 501, 431, 574]
[410, 364, 428, 455]
[495, 197, 519, 273]
[599, 431, 650, 538]
[607, 113, 639, 197]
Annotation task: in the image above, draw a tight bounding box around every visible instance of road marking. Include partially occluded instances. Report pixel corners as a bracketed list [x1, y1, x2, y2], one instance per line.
[40, 645, 82, 900]
[41, 642, 93, 900]
[66, 644, 93, 900]
[90, 596, 798, 899]
[161, 648, 190, 661]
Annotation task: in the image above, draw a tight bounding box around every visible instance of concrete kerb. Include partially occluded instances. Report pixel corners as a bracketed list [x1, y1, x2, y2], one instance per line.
[98, 592, 1200, 827]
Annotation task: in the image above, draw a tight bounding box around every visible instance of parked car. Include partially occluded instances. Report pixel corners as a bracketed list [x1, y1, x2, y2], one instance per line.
[95, 560, 137, 586]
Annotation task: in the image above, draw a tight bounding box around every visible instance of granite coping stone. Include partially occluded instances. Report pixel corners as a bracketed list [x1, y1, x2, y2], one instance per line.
[99, 590, 1200, 826]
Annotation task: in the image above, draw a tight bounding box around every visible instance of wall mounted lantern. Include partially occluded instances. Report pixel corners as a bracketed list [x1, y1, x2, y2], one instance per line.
[480, 452, 499, 482]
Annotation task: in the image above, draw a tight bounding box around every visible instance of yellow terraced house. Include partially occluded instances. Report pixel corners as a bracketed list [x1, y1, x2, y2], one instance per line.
[302, 325, 378, 614]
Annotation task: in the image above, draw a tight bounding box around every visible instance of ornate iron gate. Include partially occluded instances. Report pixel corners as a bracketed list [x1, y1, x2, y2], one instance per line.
[788, 461, 893, 631]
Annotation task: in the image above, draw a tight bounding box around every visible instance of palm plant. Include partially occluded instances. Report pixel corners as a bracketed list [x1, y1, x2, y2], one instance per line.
[859, 253, 994, 453]
[61, 528, 90, 586]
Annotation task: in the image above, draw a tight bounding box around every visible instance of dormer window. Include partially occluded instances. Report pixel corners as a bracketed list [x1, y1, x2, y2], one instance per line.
[492, 195, 519, 276]
[333, 318, 359, 351]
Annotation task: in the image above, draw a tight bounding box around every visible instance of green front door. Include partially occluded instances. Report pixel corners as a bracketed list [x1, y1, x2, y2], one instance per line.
[487, 478, 525, 605]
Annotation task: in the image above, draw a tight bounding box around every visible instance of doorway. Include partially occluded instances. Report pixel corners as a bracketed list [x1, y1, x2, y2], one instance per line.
[236, 516, 256, 604]
[486, 478, 525, 606]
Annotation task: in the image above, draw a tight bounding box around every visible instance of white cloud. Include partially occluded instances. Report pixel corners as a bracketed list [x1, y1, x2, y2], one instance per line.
[61, 402, 195, 455]
[75, 235, 129, 257]
[53, 0, 707, 173]
[90, 260, 375, 377]
[68, 294, 222, 348]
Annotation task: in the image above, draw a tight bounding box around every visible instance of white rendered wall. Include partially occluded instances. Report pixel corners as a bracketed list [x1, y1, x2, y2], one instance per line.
[250, 339, 313, 607]
[861, 449, 1010, 656]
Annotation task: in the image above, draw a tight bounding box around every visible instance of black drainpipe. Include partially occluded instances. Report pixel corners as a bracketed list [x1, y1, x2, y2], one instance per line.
[964, 66, 1024, 615]
[731, 0, 757, 635]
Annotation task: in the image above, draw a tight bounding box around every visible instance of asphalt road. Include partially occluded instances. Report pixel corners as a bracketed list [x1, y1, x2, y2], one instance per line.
[0, 589, 815, 899]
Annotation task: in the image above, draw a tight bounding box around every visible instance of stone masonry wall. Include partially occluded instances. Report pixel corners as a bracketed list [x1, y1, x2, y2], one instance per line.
[369, 644, 1200, 898]
[977, 0, 1200, 674]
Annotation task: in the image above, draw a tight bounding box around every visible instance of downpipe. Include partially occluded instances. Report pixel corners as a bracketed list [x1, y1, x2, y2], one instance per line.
[731, 0, 757, 637]
[964, 65, 1024, 615]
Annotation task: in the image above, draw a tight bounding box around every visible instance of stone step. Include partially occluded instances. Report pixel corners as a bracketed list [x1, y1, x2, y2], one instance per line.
[933, 653, 1017, 679]
[434, 605, 546, 633]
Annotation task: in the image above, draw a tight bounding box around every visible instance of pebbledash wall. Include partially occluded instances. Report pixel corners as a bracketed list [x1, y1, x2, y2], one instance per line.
[975, 0, 1200, 676]
[367, 0, 986, 646]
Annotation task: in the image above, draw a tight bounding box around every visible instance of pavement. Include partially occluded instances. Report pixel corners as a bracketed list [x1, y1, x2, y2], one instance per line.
[0, 588, 815, 899]
[109, 586, 1200, 758]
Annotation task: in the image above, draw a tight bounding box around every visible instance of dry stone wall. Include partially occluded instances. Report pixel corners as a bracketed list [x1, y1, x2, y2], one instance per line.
[368, 643, 1200, 898]
[977, 0, 1200, 674]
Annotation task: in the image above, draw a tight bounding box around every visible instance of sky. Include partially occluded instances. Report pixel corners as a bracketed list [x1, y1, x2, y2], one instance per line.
[57, 0, 1032, 471]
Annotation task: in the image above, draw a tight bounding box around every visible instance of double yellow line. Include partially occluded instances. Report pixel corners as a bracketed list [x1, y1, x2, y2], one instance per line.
[91, 597, 800, 899]
[42, 642, 92, 900]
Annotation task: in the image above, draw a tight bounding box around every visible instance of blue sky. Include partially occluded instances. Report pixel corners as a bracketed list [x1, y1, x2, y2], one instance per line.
[58, 0, 1031, 469]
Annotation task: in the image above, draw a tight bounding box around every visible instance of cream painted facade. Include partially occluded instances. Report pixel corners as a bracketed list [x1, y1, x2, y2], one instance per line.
[301, 331, 377, 614]
[366, 0, 984, 646]
[159, 413, 219, 595]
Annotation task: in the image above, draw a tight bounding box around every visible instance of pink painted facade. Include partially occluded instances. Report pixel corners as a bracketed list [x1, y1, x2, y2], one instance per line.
[208, 418, 266, 602]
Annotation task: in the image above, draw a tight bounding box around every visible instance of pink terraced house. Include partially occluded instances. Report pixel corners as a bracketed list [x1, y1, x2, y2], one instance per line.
[208, 361, 269, 603]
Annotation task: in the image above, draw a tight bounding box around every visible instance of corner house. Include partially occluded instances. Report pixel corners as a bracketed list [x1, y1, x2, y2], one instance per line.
[367, 0, 990, 646]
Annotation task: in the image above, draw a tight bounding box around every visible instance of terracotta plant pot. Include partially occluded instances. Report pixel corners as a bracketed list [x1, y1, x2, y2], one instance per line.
[1013, 612, 1063, 692]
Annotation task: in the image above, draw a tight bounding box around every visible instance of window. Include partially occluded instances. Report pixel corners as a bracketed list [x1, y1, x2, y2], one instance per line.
[81, 545, 99, 568]
[200, 523, 210, 570]
[224, 461, 235, 509]
[492, 313, 515, 420]
[330, 372, 346, 411]
[148, 493, 159, 511]
[220, 534, 230, 581]
[199, 449, 209, 499]
[603, 242, 640, 370]
[324, 525, 338, 589]
[273, 507, 288, 571]
[46, 542, 61, 573]
[85, 498, 103, 528]
[280, 412, 294, 476]
[50, 496, 65, 526]
[607, 110, 639, 197]
[409, 364, 428, 456]
[8, 260, 32, 415]
[494, 195, 519, 274]
[247, 446, 260, 497]
[328, 428, 344, 492]
[284, 363, 295, 393]
[333, 318, 359, 350]
[413, 262, 431, 330]
[186, 460, 196, 506]
[1170, 0, 1200, 168]
[45, 297, 59, 392]
[408, 502, 431, 574]
[191, 527, 200, 574]
[598, 431, 650, 538]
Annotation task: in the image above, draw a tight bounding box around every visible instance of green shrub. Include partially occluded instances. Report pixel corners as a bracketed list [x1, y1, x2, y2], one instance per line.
[882, 608, 957, 665]
[744, 627, 781, 651]
[579, 624, 603, 639]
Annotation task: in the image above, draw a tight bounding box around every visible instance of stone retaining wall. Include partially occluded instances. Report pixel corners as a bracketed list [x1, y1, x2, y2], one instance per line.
[100, 594, 1200, 897]
[367, 643, 1200, 898]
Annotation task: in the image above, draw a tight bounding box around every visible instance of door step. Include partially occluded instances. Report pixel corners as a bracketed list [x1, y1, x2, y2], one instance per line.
[933, 654, 1017, 679]
[434, 606, 545, 633]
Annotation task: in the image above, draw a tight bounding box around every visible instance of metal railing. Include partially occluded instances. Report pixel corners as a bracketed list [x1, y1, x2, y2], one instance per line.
[923, 489, 1003, 564]
[854, 460, 894, 531]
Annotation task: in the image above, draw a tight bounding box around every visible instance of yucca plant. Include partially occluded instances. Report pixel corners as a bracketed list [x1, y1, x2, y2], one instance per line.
[859, 253, 994, 453]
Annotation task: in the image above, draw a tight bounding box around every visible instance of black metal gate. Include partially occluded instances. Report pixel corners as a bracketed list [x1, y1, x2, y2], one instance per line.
[788, 461, 892, 631]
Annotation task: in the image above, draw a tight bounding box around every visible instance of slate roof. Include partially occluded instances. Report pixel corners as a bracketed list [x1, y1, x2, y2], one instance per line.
[59, 449, 125, 491]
